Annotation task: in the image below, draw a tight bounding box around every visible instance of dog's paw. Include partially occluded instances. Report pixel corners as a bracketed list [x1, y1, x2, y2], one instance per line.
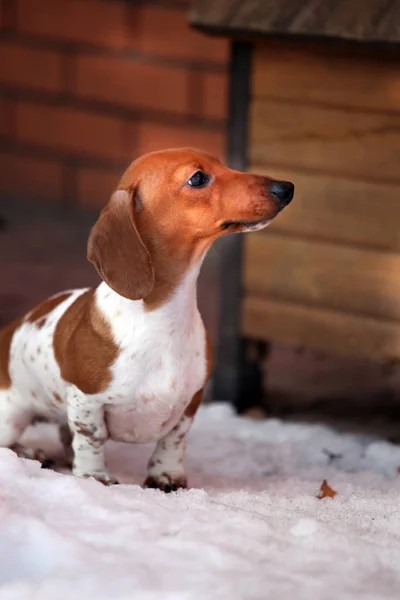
[11, 444, 48, 463]
[75, 469, 119, 486]
[143, 472, 187, 493]
[41, 458, 56, 470]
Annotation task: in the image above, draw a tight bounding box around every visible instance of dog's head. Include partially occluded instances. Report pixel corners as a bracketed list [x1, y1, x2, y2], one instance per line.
[87, 148, 294, 301]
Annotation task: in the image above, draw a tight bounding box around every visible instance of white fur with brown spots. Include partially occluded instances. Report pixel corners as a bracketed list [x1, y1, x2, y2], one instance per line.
[0, 148, 293, 489]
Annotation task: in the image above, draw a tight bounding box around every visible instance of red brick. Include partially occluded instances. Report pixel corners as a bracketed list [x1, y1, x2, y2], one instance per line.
[17, 0, 129, 48]
[75, 55, 228, 120]
[0, 41, 64, 92]
[201, 72, 228, 120]
[76, 121, 226, 208]
[136, 6, 229, 65]
[76, 166, 119, 210]
[134, 121, 225, 160]
[75, 55, 190, 115]
[1, 0, 18, 30]
[16, 102, 126, 161]
[0, 152, 63, 200]
[0, 99, 16, 137]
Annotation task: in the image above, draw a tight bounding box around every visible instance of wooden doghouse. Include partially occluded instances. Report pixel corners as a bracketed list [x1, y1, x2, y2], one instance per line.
[190, 0, 400, 411]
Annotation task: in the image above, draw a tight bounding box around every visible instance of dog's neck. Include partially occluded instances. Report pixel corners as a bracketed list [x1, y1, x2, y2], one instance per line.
[150, 258, 202, 318]
[138, 227, 210, 310]
[145, 256, 201, 311]
[98, 255, 204, 328]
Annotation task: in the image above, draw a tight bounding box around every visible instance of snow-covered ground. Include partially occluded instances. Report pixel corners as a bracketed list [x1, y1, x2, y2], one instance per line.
[1, 403, 400, 599]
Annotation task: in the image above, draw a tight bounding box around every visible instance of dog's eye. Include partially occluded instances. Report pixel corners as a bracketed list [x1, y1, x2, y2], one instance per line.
[187, 171, 209, 188]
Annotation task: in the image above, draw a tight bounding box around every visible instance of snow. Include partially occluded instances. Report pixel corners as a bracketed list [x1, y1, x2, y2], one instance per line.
[1, 403, 400, 599]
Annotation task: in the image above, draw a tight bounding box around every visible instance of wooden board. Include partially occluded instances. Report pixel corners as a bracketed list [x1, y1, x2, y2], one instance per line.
[189, 0, 400, 44]
[250, 100, 400, 183]
[244, 233, 400, 322]
[250, 166, 400, 251]
[244, 42, 400, 359]
[242, 296, 400, 362]
[253, 43, 400, 114]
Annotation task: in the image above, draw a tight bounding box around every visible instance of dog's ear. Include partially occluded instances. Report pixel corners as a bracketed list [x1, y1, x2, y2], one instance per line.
[87, 189, 155, 300]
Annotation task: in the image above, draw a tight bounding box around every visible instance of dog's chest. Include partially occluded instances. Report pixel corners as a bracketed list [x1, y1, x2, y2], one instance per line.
[99, 283, 207, 444]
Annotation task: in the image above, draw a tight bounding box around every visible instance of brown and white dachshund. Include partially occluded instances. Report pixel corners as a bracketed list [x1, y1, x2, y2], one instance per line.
[0, 148, 294, 490]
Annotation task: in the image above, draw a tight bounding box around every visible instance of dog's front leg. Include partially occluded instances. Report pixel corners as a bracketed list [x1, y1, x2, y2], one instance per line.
[67, 386, 118, 485]
[144, 389, 203, 493]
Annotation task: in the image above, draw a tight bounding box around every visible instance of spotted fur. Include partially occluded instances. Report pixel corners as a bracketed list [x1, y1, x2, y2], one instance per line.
[0, 148, 293, 489]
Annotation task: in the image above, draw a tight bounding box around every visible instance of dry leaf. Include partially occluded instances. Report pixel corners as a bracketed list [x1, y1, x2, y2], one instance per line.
[243, 407, 268, 420]
[317, 479, 337, 500]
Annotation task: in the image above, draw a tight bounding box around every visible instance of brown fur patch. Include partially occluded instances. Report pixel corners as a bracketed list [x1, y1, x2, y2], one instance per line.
[0, 317, 23, 388]
[184, 389, 203, 418]
[205, 330, 213, 382]
[73, 420, 98, 443]
[87, 190, 155, 302]
[27, 293, 72, 324]
[36, 317, 47, 329]
[53, 392, 63, 404]
[0, 291, 73, 388]
[53, 289, 119, 394]
[141, 245, 199, 311]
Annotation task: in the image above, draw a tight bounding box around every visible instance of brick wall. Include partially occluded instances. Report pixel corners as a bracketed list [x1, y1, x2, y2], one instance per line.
[0, 0, 229, 209]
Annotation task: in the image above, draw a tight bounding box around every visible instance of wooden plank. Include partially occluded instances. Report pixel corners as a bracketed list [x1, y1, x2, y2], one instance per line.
[250, 100, 400, 182]
[242, 297, 400, 362]
[189, 0, 400, 44]
[253, 43, 400, 113]
[244, 233, 400, 322]
[249, 166, 400, 251]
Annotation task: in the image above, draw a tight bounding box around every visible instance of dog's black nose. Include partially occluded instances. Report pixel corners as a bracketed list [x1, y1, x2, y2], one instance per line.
[269, 180, 294, 209]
